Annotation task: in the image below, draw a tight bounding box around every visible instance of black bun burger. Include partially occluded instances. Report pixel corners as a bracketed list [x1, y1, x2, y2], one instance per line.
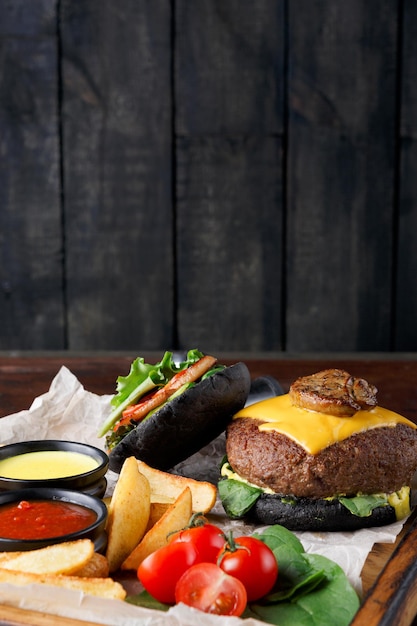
[219, 369, 417, 531]
[98, 349, 251, 473]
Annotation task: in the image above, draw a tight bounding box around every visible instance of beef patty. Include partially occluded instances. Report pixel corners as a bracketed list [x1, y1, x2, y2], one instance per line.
[226, 417, 417, 498]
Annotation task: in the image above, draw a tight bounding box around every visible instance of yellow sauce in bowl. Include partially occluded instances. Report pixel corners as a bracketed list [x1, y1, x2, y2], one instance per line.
[0, 451, 99, 479]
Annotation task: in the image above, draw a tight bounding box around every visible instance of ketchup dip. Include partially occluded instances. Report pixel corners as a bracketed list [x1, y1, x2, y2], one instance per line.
[0, 499, 97, 539]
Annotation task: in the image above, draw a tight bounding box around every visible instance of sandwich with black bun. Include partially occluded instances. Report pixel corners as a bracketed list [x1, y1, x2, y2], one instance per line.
[98, 349, 251, 474]
[219, 369, 417, 531]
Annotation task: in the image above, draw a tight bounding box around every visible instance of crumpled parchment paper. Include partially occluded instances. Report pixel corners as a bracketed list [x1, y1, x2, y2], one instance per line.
[0, 366, 407, 624]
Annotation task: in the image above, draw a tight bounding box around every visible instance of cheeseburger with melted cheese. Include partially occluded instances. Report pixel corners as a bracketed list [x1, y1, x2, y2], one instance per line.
[219, 369, 417, 531]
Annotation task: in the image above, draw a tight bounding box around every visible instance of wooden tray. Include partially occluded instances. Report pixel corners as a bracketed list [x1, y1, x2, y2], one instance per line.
[352, 511, 417, 626]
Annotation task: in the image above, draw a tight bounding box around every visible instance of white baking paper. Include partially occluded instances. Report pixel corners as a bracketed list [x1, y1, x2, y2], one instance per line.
[0, 366, 407, 624]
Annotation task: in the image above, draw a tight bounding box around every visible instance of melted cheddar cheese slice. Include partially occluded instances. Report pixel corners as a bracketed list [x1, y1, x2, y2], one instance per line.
[233, 393, 416, 454]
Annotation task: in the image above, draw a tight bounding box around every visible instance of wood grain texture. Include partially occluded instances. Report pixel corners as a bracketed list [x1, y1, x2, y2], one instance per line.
[175, 1, 285, 351]
[286, 0, 398, 351]
[60, 0, 174, 350]
[1, 351, 417, 421]
[0, 604, 101, 626]
[396, 0, 417, 351]
[0, 0, 64, 349]
[1, 1, 417, 354]
[352, 513, 417, 626]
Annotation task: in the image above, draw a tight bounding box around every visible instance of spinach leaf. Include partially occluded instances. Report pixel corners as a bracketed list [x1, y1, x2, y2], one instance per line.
[254, 525, 325, 602]
[245, 526, 360, 626]
[339, 494, 388, 517]
[246, 553, 359, 626]
[126, 590, 169, 612]
[217, 478, 262, 518]
[253, 523, 305, 554]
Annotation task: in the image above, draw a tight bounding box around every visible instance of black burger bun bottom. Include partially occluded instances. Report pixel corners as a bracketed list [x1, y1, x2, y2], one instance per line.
[249, 494, 397, 532]
[108, 362, 251, 473]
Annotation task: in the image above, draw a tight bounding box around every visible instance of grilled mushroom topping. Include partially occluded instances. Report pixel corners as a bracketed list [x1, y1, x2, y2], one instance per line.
[289, 369, 378, 417]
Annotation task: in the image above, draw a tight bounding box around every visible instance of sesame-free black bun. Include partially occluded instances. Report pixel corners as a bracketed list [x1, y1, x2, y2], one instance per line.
[249, 493, 397, 532]
[108, 362, 251, 473]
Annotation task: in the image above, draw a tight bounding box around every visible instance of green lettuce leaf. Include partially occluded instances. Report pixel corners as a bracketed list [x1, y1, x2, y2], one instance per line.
[97, 349, 204, 437]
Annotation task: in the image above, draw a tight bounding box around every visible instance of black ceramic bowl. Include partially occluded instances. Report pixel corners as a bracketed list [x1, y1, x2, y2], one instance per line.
[0, 487, 108, 552]
[0, 440, 109, 497]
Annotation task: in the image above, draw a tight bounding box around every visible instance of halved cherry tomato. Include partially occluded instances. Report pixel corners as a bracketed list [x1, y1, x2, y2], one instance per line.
[137, 541, 200, 604]
[169, 515, 225, 563]
[175, 562, 247, 616]
[217, 535, 278, 601]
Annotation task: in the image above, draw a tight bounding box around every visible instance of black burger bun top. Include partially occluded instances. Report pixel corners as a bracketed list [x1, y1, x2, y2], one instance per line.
[108, 362, 251, 473]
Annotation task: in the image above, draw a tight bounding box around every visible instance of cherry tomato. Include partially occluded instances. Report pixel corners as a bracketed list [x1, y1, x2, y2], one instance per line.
[170, 519, 225, 563]
[217, 535, 278, 601]
[175, 562, 247, 616]
[137, 541, 200, 604]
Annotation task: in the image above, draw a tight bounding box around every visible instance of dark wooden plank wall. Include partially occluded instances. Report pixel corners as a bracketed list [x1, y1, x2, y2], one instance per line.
[396, 0, 417, 351]
[0, 0, 64, 349]
[287, 1, 399, 351]
[62, 0, 174, 350]
[0, 0, 415, 354]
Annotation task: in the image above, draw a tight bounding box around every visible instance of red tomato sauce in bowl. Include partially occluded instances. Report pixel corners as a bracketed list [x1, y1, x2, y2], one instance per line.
[0, 499, 97, 539]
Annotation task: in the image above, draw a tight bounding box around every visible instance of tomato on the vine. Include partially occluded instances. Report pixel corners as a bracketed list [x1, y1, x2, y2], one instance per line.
[175, 562, 247, 616]
[217, 535, 278, 601]
[169, 515, 225, 563]
[137, 541, 200, 604]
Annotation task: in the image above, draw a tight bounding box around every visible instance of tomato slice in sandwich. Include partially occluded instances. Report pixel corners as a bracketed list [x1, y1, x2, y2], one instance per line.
[113, 354, 217, 433]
